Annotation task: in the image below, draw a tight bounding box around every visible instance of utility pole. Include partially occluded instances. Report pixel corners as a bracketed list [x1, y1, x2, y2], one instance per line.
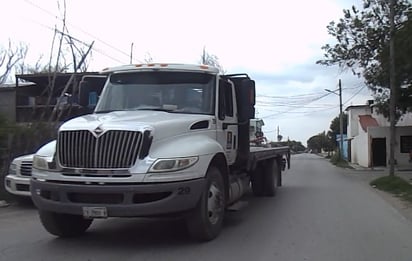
[389, 0, 396, 176]
[130, 42, 134, 64]
[325, 79, 344, 160]
[277, 126, 281, 142]
[51, 41, 95, 122]
[339, 79, 344, 159]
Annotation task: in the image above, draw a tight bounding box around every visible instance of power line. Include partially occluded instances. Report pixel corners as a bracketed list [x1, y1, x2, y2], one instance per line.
[91, 47, 129, 64]
[16, 8, 130, 65]
[256, 85, 364, 101]
[343, 85, 368, 105]
[259, 92, 334, 119]
[258, 85, 367, 120]
[22, 0, 133, 61]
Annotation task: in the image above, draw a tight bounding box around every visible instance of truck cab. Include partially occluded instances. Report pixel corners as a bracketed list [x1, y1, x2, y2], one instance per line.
[31, 63, 289, 241]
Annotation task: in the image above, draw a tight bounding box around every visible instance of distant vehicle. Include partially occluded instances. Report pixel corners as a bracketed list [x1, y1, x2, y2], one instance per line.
[250, 118, 268, 146]
[5, 154, 34, 198]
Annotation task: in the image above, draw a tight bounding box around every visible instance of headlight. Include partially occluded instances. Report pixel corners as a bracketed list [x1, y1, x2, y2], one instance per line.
[33, 155, 56, 171]
[9, 163, 17, 175]
[149, 156, 198, 172]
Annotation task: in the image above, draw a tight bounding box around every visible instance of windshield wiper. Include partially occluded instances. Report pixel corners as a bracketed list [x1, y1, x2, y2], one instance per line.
[136, 108, 175, 112]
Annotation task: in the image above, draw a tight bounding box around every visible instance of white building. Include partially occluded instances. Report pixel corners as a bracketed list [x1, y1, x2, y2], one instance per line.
[346, 101, 412, 168]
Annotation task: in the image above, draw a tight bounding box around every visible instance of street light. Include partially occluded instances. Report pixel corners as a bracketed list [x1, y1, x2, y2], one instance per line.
[325, 79, 343, 159]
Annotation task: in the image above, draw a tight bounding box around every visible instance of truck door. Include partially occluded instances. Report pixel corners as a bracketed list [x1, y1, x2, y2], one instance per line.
[217, 79, 238, 165]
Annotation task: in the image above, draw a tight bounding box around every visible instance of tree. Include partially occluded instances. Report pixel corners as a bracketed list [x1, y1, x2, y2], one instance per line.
[287, 140, 306, 152]
[199, 47, 225, 74]
[328, 113, 348, 144]
[307, 132, 333, 153]
[0, 40, 28, 84]
[270, 140, 306, 152]
[144, 52, 154, 63]
[317, 0, 412, 116]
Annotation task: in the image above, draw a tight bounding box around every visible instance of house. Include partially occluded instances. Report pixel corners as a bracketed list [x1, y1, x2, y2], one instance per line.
[0, 84, 16, 122]
[346, 100, 412, 168]
[0, 72, 100, 123]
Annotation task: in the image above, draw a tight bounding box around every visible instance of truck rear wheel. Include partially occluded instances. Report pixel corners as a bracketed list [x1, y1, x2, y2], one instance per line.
[251, 164, 265, 196]
[252, 159, 279, 197]
[262, 159, 279, 197]
[186, 166, 225, 241]
[39, 210, 93, 237]
[277, 159, 283, 187]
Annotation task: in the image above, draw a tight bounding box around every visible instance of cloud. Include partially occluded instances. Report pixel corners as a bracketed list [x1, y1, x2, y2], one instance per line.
[1, 0, 373, 146]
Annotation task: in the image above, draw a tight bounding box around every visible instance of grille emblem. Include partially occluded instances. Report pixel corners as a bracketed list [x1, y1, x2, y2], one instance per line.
[93, 126, 104, 137]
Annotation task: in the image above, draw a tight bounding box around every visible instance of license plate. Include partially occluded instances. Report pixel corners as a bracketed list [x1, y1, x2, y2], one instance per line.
[82, 207, 108, 218]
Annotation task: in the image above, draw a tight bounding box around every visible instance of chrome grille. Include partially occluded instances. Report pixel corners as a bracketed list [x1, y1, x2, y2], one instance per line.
[20, 161, 33, 177]
[58, 130, 142, 169]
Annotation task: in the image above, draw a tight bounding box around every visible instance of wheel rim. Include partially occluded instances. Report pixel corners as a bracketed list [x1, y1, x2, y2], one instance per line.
[207, 182, 224, 225]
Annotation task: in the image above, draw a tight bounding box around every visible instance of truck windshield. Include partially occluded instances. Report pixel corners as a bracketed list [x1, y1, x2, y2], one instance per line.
[95, 71, 216, 115]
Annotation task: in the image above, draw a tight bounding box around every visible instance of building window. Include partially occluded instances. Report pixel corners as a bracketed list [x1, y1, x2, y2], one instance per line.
[400, 136, 412, 153]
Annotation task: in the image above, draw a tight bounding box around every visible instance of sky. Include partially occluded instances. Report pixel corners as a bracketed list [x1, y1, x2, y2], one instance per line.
[0, 0, 373, 145]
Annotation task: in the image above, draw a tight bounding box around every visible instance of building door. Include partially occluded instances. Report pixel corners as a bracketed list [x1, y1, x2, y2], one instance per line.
[372, 138, 386, 167]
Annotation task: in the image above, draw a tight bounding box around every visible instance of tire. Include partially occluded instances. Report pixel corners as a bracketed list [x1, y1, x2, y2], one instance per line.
[277, 159, 283, 187]
[252, 160, 279, 197]
[186, 166, 226, 241]
[262, 159, 279, 197]
[251, 164, 265, 197]
[39, 210, 93, 237]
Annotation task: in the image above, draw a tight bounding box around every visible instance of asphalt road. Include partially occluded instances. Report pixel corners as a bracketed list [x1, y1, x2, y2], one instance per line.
[1, 153, 412, 261]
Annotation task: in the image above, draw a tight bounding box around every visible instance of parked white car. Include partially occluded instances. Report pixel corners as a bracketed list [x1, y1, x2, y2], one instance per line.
[4, 154, 34, 197]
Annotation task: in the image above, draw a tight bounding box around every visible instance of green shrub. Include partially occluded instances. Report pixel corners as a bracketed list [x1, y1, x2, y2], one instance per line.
[0, 112, 59, 200]
[330, 152, 341, 164]
[330, 151, 353, 169]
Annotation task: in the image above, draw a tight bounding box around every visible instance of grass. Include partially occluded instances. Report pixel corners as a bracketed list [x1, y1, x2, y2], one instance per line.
[334, 160, 354, 169]
[330, 153, 354, 169]
[370, 176, 412, 203]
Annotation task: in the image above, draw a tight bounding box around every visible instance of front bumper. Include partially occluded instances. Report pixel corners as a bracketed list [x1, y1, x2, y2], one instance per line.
[30, 178, 205, 217]
[5, 175, 31, 197]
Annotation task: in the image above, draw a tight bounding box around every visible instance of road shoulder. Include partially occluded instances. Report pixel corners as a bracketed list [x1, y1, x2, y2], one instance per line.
[343, 167, 412, 224]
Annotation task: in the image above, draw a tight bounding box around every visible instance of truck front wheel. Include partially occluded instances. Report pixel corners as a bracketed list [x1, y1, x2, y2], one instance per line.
[39, 210, 93, 237]
[186, 166, 225, 241]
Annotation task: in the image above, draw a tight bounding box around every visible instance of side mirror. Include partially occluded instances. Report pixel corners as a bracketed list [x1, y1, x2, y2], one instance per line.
[238, 79, 255, 122]
[78, 81, 90, 107]
[218, 83, 226, 120]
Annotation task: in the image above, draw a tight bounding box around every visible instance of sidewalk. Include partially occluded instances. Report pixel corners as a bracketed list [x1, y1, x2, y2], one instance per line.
[340, 161, 412, 223]
[346, 162, 412, 183]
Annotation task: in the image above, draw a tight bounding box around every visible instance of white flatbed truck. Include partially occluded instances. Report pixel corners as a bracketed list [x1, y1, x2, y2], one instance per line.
[31, 63, 290, 241]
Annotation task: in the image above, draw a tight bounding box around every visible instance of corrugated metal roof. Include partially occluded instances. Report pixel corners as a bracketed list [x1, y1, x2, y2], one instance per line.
[359, 115, 379, 132]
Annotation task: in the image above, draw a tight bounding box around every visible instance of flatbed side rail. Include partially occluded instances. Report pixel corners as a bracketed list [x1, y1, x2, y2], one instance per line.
[248, 146, 290, 171]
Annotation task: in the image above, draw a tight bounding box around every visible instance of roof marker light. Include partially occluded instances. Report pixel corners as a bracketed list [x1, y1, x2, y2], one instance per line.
[199, 65, 209, 69]
[135, 64, 142, 67]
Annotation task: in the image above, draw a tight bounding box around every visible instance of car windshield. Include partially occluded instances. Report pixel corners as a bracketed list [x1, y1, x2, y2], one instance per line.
[94, 71, 215, 115]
